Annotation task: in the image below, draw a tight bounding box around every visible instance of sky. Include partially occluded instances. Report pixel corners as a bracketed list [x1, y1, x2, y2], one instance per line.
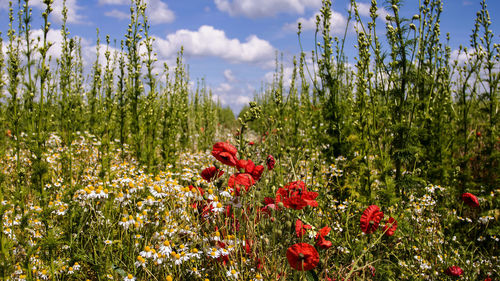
[0, 0, 498, 114]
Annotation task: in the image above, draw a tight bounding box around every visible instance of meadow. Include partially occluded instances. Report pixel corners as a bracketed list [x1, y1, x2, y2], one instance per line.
[0, 0, 498, 280]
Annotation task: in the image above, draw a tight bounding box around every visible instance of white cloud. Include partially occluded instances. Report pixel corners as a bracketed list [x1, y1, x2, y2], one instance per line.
[147, 0, 175, 24]
[100, 0, 175, 24]
[0, 0, 85, 24]
[104, 9, 130, 20]
[153, 25, 275, 66]
[214, 0, 322, 18]
[236, 95, 251, 105]
[352, 2, 389, 22]
[36, 0, 85, 24]
[451, 48, 477, 66]
[224, 69, 237, 82]
[284, 11, 348, 35]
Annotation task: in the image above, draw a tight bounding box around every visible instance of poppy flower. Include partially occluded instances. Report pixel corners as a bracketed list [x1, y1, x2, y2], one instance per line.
[295, 219, 312, 238]
[316, 226, 331, 239]
[276, 181, 318, 210]
[249, 141, 255, 146]
[200, 166, 224, 182]
[275, 181, 306, 201]
[283, 196, 309, 210]
[360, 205, 384, 234]
[6, 129, 12, 138]
[461, 193, 479, 208]
[238, 159, 264, 181]
[316, 236, 332, 249]
[228, 173, 255, 196]
[315, 226, 332, 249]
[445, 265, 463, 277]
[266, 155, 275, 170]
[383, 217, 397, 236]
[282, 193, 318, 210]
[212, 142, 238, 166]
[250, 165, 265, 181]
[286, 243, 319, 271]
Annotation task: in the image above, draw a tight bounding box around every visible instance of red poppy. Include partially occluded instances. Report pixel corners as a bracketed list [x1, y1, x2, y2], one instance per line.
[295, 219, 312, 238]
[445, 265, 463, 277]
[276, 181, 318, 210]
[200, 166, 224, 182]
[461, 193, 479, 208]
[383, 217, 397, 236]
[314, 226, 332, 249]
[282, 196, 307, 210]
[266, 155, 275, 170]
[251, 165, 264, 181]
[316, 236, 332, 249]
[237, 159, 264, 181]
[228, 173, 255, 196]
[263, 197, 275, 206]
[249, 141, 255, 146]
[212, 142, 238, 166]
[476, 131, 481, 137]
[316, 226, 331, 239]
[286, 243, 319, 271]
[360, 205, 384, 234]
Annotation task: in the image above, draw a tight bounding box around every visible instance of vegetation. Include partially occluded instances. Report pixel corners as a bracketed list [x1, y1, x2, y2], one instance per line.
[0, 0, 498, 280]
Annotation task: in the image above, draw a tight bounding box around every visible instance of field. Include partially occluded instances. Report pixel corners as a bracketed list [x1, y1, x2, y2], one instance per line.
[0, 0, 498, 280]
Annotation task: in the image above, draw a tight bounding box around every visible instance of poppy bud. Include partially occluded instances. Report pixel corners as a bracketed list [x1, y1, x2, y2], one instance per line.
[266, 155, 275, 170]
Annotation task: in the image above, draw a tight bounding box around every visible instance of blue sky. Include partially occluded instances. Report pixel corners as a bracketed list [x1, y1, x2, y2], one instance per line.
[0, 0, 498, 113]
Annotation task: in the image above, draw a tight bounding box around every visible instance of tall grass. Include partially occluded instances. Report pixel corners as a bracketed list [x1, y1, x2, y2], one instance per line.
[0, 0, 498, 280]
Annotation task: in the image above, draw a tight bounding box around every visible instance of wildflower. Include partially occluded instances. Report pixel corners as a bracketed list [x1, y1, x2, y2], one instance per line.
[228, 173, 255, 196]
[383, 217, 398, 236]
[212, 142, 238, 166]
[316, 236, 332, 249]
[201, 167, 224, 182]
[237, 159, 265, 181]
[254, 273, 264, 281]
[124, 274, 136, 281]
[461, 193, 479, 208]
[226, 268, 239, 279]
[445, 265, 463, 277]
[276, 181, 318, 210]
[135, 255, 146, 268]
[266, 155, 275, 170]
[315, 226, 332, 249]
[316, 226, 331, 240]
[286, 243, 319, 271]
[295, 219, 312, 238]
[360, 205, 384, 234]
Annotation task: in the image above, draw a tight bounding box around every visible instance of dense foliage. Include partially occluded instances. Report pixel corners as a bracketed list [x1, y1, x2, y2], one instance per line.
[0, 0, 498, 280]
